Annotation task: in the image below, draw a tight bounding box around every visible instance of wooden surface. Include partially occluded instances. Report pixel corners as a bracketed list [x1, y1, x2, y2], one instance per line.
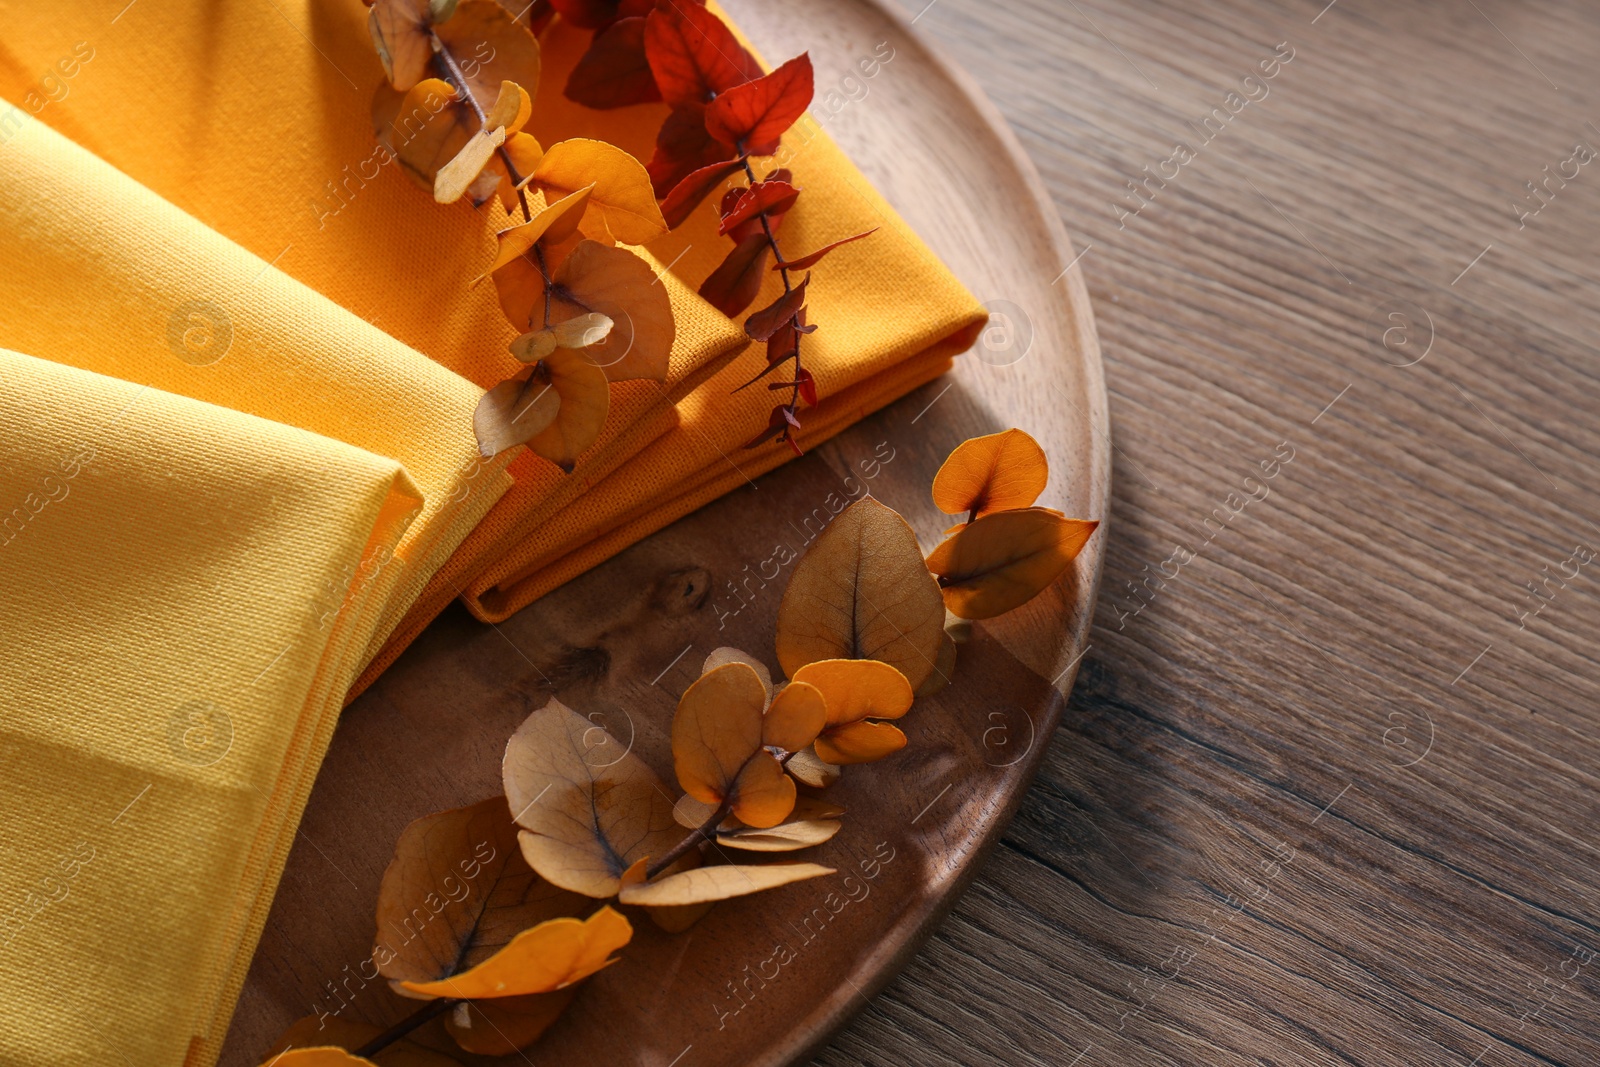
[805, 1, 1600, 1066]
[220, 0, 1110, 1063]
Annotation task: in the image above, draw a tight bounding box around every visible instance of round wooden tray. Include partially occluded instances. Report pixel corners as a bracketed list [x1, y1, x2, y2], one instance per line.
[220, 1, 1108, 1063]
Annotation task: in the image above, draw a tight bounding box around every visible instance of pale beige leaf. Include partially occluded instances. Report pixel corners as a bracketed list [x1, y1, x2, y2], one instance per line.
[775, 497, 945, 691]
[435, 125, 506, 204]
[702, 647, 773, 707]
[617, 863, 834, 906]
[509, 313, 613, 364]
[369, 0, 431, 91]
[473, 368, 560, 459]
[484, 80, 532, 135]
[786, 746, 841, 788]
[717, 818, 841, 852]
[502, 697, 680, 897]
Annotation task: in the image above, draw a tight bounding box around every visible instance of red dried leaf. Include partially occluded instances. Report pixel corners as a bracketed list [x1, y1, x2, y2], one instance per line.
[745, 275, 809, 341]
[661, 158, 747, 229]
[698, 234, 769, 317]
[775, 228, 877, 271]
[725, 168, 790, 241]
[565, 17, 662, 109]
[795, 367, 817, 407]
[644, 1, 761, 110]
[551, 0, 652, 30]
[742, 404, 801, 450]
[766, 318, 797, 363]
[717, 180, 800, 237]
[646, 107, 736, 198]
[705, 54, 814, 154]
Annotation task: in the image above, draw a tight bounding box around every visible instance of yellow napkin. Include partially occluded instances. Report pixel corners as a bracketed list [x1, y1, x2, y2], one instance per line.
[0, 347, 421, 1067]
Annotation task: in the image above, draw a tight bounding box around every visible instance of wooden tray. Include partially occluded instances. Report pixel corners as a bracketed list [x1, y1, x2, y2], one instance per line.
[219, 1, 1108, 1063]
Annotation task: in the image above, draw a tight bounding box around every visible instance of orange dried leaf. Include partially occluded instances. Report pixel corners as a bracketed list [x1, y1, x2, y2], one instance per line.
[382, 79, 473, 193]
[473, 367, 561, 459]
[763, 679, 825, 751]
[671, 661, 766, 805]
[926, 507, 1099, 619]
[702, 647, 773, 703]
[813, 720, 906, 765]
[369, 0, 432, 91]
[445, 991, 577, 1056]
[485, 79, 533, 135]
[480, 186, 594, 279]
[264, 1051, 379, 1067]
[533, 138, 668, 245]
[774, 497, 945, 691]
[264, 1017, 459, 1066]
[729, 749, 796, 828]
[434, 0, 541, 107]
[372, 798, 585, 991]
[400, 906, 632, 998]
[775, 228, 878, 272]
[495, 240, 675, 382]
[705, 53, 815, 154]
[932, 428, 1049, 519]
[434, 125, 507, 204]
[526, 348, 610, 471]
[502, 697, 680, 897]
[617, 862, 833, 906]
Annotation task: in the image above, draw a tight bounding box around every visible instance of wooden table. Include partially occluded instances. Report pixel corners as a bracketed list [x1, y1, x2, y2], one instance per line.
[812, 1, 1600, 1064]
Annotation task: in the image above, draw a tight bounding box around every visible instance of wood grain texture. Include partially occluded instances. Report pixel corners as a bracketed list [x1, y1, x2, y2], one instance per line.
[810, 1, 1600, 1066]
[219, 0, 1109, 1063]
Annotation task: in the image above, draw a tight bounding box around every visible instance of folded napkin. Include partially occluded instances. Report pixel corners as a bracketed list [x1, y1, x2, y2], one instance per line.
[0, 348, 421, 1067]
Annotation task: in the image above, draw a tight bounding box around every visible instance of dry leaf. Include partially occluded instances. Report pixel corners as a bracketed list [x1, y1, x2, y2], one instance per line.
[672, 792, 738, 831]
[926, 507, 1099, 619]
[618, 862, 833, 906]
[662, 158, 747, 228]
[932, 428, 1049, 519]
[382, 79, 473, 193]
[502, 697, 681, 897]
[509, 312, 613, 363]
[265, 1017, 460, 1067]
[525, 348, 610, 470]
[774, 497, 946, 691]
[702, 647, 772, 704]
[565, 17, 661, 110]
[265, 1051, 381, 1067]
[494, 239, 675, 382]
[550, 0, 651, 31]
[717, 179, 799, 237]
[704, 53, 814, 154]
[474, 367, 561, 458]
[484, 79, 532, 134]
[369, 0, 432, 92]
[717, 809, 841, 852]
[763, 679, 825, 752]
[480, 186, 593, 279]
[434, 124, 506, 203]
[745, 274, 809, 341]
[672, 662, 796, 828]
[373, 798, 585, 991]
[446, 991, 577, 1056]
[698, 233, 770, 317]
[490, 131, 544, 213]
[785, 745, 841, 788]
[434, 0, 541, 107]
[533, 138, 668, 245]
[646, 105, 737, 199]
[915, 631, 958, 699]
[400, 906, 632, 998]
[643, 1, 760, 110]
[792, 659, 913, 765]
[775, 228, 878, 271]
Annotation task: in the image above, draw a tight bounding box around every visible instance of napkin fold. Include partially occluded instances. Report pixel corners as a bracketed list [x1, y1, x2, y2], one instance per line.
[0, 348, 422, 1067]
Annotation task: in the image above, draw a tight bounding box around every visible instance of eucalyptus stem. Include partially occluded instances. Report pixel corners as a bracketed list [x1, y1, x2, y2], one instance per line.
[735, 141, 804, 422]
[430, 30, 533, 222]
[351, 995, 459, 1058]
[645, 798, 732, 879]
